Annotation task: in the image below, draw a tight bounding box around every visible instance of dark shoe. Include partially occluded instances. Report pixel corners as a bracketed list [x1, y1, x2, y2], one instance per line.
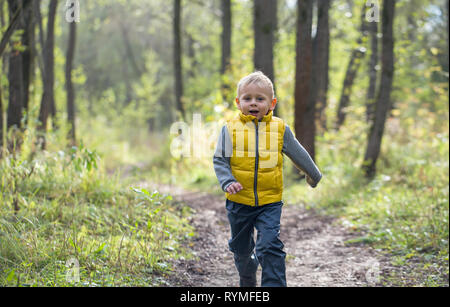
[240, 274, 257, 287]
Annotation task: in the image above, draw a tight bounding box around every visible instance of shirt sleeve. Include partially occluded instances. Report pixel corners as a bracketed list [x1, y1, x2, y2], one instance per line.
[282, 124, 323, 185]
[213, 125, 237, 192]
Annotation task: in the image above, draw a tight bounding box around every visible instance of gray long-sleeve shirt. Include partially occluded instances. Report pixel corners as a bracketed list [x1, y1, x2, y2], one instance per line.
[213, 124, 322, 192]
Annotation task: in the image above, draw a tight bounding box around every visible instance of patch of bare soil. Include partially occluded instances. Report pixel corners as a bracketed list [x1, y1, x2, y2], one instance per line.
[144, 183, 391, 287]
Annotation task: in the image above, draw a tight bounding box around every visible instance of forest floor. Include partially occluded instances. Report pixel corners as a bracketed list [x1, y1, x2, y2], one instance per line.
[141, 182, 396, 287]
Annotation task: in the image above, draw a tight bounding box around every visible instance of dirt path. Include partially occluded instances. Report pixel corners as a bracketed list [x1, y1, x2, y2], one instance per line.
[146, 183, 388, 287]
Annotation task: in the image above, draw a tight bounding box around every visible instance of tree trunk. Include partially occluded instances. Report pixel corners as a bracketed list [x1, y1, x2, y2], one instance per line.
[220, 0, 232, 103]
[366, 19, 379, 122]
[311, 0, 331, 134]
[33, 0, 45, 80]
[221, 0, 231, 75]
[294, 0, 315, 160]
[21, 0, 34, 119]
[445, 0, 449, 74]
[0, 84, 3, 150]
[335, 3, 369, 130]
[0, 0, 31, 57]
[48, 0, 57, 126]
[37, 0, 58, 149]
[66, 20, 77, 145]
[0, 2, 5, 148]
[0, 0, 4, 30]
[173, 0, 185, 120]
[253, 0, 278, 116]
[6, 0, 24, 132]
[363, 0, 396, 179]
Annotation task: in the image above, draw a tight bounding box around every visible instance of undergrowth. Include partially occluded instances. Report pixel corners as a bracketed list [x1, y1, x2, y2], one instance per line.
[0, 139, 194, 286]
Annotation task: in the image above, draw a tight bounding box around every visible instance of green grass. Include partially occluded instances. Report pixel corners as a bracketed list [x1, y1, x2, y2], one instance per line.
[282, 107, 449, 287]
[0, 142, 194, 287]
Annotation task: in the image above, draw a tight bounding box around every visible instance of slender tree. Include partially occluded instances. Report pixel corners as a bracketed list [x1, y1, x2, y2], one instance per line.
[253, 0, 278, 116]
[0, 0, 31, 57]
[173, 0, 185, 120]
[66, 20, 77, 145]
[445, 0, 449, 74]
[0, 84, 3, 150]
[366, 17, 379, 122]
[335, 3, 369, 130]
[6, 0, 25, 132]
[294, 0, 315, 159]
[221, 0, 231, 75]
[21, 0, 34, 118]
[220, 0, 232, 103]
[2, 0, 33, 147]
[37, 0, 58, 149]
[311, 0, 331, 133]
[1, 1, 5, 151]
[363, 0, 396, 178]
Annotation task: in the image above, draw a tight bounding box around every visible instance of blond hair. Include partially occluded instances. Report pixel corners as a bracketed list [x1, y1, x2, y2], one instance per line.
[236, 71, 275, 98]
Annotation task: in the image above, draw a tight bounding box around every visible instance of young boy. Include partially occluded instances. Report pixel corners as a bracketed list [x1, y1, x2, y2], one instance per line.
[213, 71, 322, 287]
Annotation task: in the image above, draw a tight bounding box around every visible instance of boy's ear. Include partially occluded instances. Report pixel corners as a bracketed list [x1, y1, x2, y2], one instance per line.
[270, 98, 277, 110]
[235, 98, 241, 107]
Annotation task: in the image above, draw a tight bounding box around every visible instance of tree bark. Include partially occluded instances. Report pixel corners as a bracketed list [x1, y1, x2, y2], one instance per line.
[173, 0, 185, 120]
[0, 84, 3, 150]
[33, 0, 45, 80]
[311, 0, 331, 134]
[48, 0, 57, 125]
[6, 0, 24, 131]
[66, 20, 77, 145]
[335, 3, 369, 130]
[363, 0, 396, 179]
[366, 19, 379, 122]
[294, 0, 315, 160]
[253, 0, 278, 116]
[21, 0, 34, 118]
[37, 0, 58, 148]
[220, 0, 232, 103]
[1, 1, 4, 151]
[0, 0, 31, 57]
[445, 0, 449, 74]
[221, 0, 231, 75]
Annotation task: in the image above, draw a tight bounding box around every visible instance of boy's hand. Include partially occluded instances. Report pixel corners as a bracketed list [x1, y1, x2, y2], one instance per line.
[226, 182, 243, 194]
[306, 175, 317, 188]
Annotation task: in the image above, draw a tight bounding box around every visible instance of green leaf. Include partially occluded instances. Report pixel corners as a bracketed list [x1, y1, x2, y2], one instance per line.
[6, 269, 16, 283]
[94, 242, 106, 255]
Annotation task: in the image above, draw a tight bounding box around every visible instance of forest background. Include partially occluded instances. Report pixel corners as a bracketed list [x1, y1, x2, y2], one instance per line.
[0, 0, 448, 286]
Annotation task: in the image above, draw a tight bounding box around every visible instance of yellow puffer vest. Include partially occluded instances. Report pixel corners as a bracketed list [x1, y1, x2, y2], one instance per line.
[225, 111, 285, 206]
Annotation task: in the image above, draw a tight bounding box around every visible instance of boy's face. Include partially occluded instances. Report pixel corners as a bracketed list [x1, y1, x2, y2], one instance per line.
[236, 83, 277, 120]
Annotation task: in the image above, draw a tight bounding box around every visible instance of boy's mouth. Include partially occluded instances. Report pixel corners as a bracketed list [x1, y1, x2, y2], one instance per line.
[249, 110, 259, 116]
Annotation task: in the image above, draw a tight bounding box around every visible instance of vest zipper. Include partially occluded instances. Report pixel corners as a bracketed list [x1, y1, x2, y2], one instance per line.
[254, 120, 259, 207]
